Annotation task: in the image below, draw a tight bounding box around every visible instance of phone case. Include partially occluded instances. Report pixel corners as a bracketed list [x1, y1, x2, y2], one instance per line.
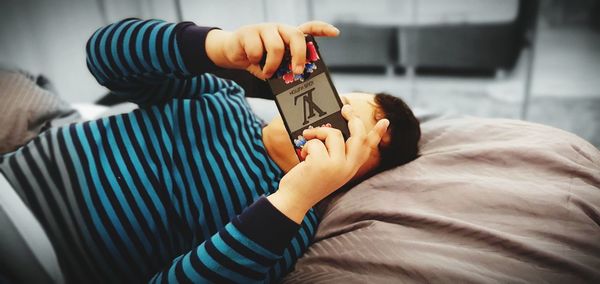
[262, 35, 350, 158]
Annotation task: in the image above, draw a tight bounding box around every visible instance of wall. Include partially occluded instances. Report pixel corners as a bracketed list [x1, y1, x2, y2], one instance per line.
[0, 0, 177, 103]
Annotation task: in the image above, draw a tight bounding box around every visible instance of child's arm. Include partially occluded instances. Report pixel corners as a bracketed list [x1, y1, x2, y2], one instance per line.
[86, 19, 339, 107]
[147, 197, 317, 283]
[147, 103, 388, 283]
[85, 18, 220, 106]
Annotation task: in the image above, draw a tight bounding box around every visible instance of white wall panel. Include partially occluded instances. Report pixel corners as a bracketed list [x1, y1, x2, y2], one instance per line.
[0, 0, 180, 103]
[179, 0, 266, 30]
[104, 0, 179, 23]
[0, 0, 108, 102]
[263, 0, 310, 26]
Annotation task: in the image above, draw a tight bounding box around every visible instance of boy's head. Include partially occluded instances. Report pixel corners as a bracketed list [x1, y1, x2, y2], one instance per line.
[264, 92, 421, 180]
[341, 92, 421, 181]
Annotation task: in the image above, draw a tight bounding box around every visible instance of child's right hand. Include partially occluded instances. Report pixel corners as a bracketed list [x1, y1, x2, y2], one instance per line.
[205, 21, 339, 80]
[267, 105, 389, 224]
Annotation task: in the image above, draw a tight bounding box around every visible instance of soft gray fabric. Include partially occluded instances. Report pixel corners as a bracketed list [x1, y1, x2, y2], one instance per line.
[0, 69, 78, 153]
[0, 174, 64, 284]
[0, 203, 56, 284]
[284, 117, 600, 283]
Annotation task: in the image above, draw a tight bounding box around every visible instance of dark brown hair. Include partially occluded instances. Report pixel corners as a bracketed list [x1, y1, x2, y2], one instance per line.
[373, 92, 421, 171]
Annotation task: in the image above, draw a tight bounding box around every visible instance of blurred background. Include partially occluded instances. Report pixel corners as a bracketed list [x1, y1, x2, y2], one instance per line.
[0, 0, 599, 147]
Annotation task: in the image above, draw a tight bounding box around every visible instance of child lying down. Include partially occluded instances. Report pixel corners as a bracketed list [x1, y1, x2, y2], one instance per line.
[0, 18, 420, 283]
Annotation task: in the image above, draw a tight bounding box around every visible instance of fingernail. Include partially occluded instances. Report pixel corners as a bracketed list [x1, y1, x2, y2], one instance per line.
[294, 65, 304, 74]
[381, 119, 390, 128]
[330, 26, 340, 34]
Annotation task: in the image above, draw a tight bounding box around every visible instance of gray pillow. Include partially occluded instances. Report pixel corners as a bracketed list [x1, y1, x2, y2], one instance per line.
[0, 69, 78, 153]
[0, 174, 64, 283]
[284, 117, 600, 283]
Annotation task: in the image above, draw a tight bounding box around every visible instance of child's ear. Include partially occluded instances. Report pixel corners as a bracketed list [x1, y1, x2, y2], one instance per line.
[380, 134, 392, 148]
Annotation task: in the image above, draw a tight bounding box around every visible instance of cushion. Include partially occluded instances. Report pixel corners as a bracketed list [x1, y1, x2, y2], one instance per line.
[0, 69, 78, 153]
[0, 174, 64, 283]
[283, 117, 600, 283]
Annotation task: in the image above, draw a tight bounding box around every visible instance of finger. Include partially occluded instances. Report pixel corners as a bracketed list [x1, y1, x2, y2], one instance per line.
[302, 139, 328, 160]
[366, 119, 390, 150]
[341, 105, 366, 138]
[278, 25, 306, 74]
[246, 64, 267, 80]
[242, 32, 264, 65]
[300, 143, 309, 160]
[298, 21, 340, 37]
[340, 104, 370, 165]
[302, 127, 345, 159]
[345, 135, 369, 168]
[345, 119, 389, 166]
[260, 26, 285, 77]
[302, 127, 338, 140]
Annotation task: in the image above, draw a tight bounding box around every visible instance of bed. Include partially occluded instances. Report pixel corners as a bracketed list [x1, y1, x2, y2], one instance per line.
[1, 70, 599, 283]
[282, 115, 600, 283]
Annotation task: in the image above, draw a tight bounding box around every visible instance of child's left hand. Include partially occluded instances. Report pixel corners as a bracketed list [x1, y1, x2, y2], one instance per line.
[205, 21, 340, 80]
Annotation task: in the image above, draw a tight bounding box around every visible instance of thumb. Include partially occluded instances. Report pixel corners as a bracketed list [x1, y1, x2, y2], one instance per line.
[298, 21, 340, 37]
[246, 64, 268, 80]
[367, 119, 390, 150]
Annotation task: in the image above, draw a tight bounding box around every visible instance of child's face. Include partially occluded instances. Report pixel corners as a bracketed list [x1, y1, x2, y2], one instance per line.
[266, 92, 385, 180]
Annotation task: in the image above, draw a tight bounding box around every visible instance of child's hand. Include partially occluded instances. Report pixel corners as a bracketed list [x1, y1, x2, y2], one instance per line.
[205, 21, 339, 80]
[268, 105, 389, 223]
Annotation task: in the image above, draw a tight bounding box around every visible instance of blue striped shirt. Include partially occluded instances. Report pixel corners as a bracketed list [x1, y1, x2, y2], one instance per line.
[0, 18, 318, 283]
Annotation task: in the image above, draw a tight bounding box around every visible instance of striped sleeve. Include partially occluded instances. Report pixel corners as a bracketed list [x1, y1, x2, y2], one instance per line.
[148, 197, 302, 283]
[85, 18, 221, 106]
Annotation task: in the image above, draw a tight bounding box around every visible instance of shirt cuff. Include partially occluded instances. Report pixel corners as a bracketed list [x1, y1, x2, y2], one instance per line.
[233, 196, 300, 255]
[175, 22, 221, 74]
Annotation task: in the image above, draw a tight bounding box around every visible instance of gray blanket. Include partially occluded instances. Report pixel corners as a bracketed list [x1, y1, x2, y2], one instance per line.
[283, 117, 600, 283]
[0, 69, 78, 153]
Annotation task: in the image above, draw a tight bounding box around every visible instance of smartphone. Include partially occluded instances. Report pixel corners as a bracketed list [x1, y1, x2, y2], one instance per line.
[262, 35, 350, 158]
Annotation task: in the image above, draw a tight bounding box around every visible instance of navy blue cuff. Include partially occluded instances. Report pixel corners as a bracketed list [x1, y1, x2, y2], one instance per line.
[233, 197, 300, 255]
[175, 22, 221, 74]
